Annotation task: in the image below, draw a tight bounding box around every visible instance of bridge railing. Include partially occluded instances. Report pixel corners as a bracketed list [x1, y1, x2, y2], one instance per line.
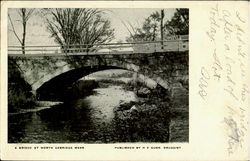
[8, 36, 188, 55]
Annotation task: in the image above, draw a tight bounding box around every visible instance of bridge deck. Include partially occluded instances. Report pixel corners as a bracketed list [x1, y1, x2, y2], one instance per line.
[8, 37, 188, 56]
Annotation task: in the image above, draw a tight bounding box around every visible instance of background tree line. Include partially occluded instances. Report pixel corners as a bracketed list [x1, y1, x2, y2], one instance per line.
[8, 8, 188, 53]
[126, 9, 189, 42]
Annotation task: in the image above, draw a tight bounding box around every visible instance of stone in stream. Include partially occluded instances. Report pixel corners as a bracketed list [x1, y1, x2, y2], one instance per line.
[116, 101, 137, 111]
[130, 105, 138, 112]
[82, 132, 88, 137]
[137, 87, 151, 97]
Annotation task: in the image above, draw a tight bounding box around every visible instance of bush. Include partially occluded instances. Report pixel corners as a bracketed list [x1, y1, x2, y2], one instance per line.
[113, 97, 171, 142]
[8, 60, 36, 113]
[8, 84, 36, 113]
[98, 79, 126, 87]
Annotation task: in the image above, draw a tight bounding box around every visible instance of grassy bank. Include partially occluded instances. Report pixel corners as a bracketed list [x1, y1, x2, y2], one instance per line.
[111, 78, 189, 142]
[97, 79, 126, 88]
[111, 79, 172, 142]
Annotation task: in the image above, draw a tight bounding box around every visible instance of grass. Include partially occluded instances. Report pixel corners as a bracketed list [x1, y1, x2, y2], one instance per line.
[90, 70, 133, 79]
[97, 79, 127, 88]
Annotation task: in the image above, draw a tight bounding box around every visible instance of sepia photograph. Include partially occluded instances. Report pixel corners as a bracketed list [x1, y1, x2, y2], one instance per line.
[7, 8, 189, 143]
[1, 1, 249, 160]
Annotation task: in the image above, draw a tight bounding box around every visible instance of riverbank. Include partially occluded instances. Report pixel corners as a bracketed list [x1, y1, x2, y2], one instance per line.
[97, 77, 188, 142]
[8, 69, 188, 143]
[105, 80, 171, 142]
[8, 101, 63, 116]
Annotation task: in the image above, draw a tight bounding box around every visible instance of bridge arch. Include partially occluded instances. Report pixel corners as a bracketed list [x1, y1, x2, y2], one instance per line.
[36, 64, 167, 101]
[9, 53, 178, 99]
[27, 56, 166, 87]
[31, 61, 133, 91]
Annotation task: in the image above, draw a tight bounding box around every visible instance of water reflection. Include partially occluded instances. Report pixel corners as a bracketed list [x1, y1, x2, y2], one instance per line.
[8, 85, 137, 143]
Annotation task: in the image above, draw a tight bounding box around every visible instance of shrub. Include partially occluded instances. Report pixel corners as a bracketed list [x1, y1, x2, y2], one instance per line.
[8, 61, 36, 113]
[8, 85, 36, 113]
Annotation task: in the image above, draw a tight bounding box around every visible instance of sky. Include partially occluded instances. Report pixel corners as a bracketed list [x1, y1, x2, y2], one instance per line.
[8, 8, 176, 46]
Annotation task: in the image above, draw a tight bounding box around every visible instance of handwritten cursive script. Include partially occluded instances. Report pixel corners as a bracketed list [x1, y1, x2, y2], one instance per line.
[201, 3, 248, 156]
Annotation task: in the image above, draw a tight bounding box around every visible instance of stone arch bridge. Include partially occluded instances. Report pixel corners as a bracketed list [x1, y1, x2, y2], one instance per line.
[8, 51, 188, 108]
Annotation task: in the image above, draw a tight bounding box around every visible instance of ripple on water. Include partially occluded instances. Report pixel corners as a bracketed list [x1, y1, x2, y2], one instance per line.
[8, 85, 138, 143]
[83, 85, 138, 124]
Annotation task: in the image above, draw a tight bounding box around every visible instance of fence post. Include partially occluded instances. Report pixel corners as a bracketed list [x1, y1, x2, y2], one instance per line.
[160, 9, 164, 50]
[86, 44, 88, 55]
[178, 39, 180, 52]
[162, 40, 164, 51]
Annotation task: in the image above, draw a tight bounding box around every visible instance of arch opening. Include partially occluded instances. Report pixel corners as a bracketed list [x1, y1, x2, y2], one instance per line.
[36, 65, 167, 101]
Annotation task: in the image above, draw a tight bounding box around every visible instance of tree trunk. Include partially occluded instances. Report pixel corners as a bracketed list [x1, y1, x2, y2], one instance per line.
[22, 10, 26, 54]
[22, 23, 26, 54]
[160, 10, 164, 49]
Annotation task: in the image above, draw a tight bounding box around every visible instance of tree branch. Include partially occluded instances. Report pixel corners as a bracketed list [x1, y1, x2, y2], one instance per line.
[8, 13, 22, 44]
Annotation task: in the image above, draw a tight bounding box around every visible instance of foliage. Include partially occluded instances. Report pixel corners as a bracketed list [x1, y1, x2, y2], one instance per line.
[113, 80, 171, 142]
[8, 59, 36, 112]
[126, 9, 189, 42]
[8, 87, 36, 113]
[164, 9, 189, 35]
[43, 9, 114, 52]
[98, 79, 126, 88]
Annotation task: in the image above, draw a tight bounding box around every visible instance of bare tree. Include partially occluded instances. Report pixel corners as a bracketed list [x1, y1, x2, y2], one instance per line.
[126, 11, 161, 42]
[43, 8, 114, 53]
[8, 8, 35, 54]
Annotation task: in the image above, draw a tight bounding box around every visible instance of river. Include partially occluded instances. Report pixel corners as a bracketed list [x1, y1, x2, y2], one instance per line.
[8, 82, 139, 143]
[8, 70, 188, 143]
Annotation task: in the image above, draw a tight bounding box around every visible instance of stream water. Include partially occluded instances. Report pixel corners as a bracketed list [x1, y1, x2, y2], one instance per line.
[8, 70, 188, 143]
[8, 85, 138, 143]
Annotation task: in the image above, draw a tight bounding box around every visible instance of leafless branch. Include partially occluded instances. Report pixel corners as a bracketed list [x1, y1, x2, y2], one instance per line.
[8, 13, 22, 44]
[121, 20, 135, 41]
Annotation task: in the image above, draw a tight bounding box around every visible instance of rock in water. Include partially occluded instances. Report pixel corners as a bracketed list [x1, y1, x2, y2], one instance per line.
[130, 105, 138, 112]
[137, 87, 151, 97]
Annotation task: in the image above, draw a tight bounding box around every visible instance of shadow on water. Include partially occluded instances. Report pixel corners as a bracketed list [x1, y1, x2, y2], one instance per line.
[37, 101, 92, 131]
[8, 113, 32, 143]
[9, 79, 102, 143]
[8, 81, 172, 143]
[8, 99, 99, 143]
